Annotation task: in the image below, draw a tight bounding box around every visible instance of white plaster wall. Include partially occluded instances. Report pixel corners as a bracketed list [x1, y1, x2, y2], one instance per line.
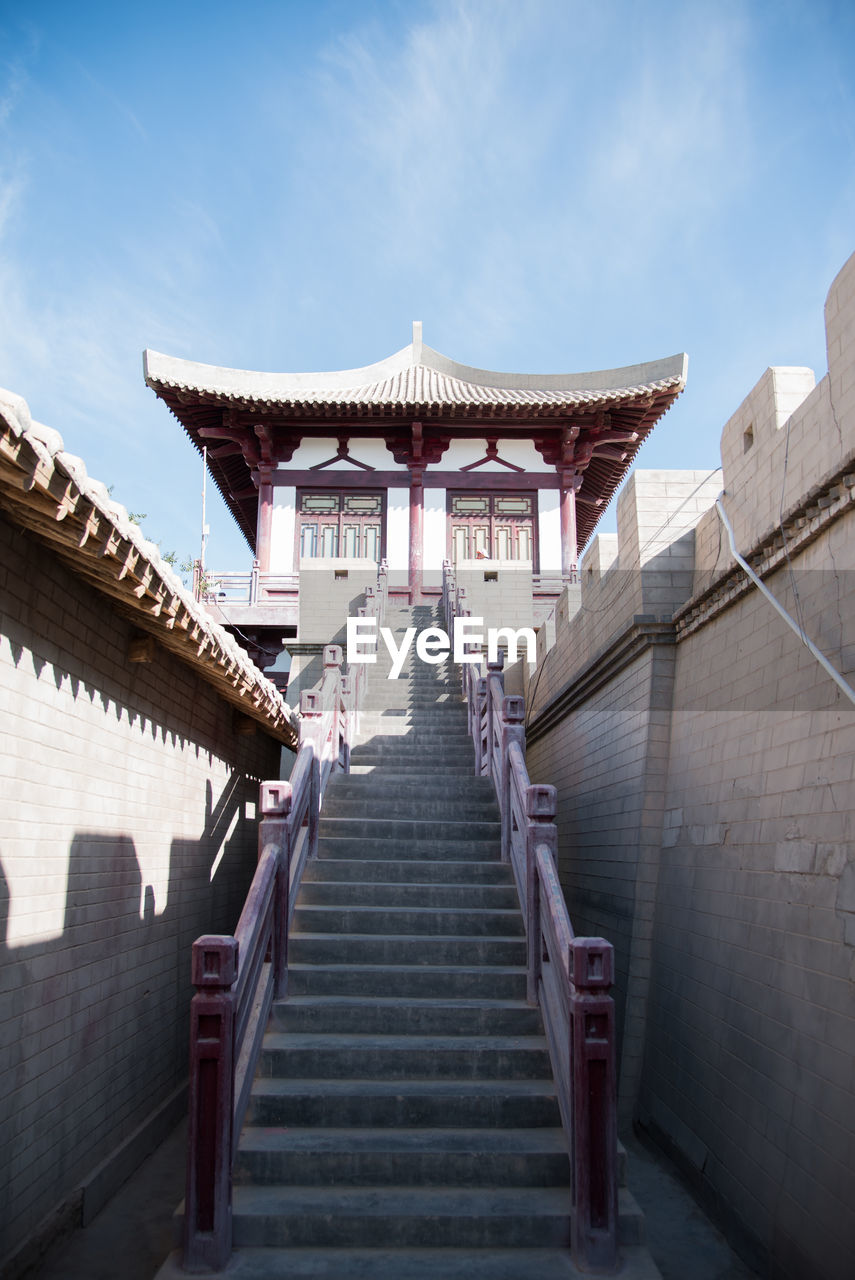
[493, 439, 553, 471]
[538, 489, 561, 571]
[283, 438, 401, 470]
[424, 488, 447, 569]
[435, 438, 552, 472]
[386, 487, 409, 570]
[269, 486, 296, 572]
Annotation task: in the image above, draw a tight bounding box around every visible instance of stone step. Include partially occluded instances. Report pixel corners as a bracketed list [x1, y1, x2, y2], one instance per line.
[317, 817, 501, 843]
[349, 763, 479, 776]
[363, 669, 456, 681]
[362, 687, 461, 696]
[271, 996, 542, 1036]
[349, 744, 475, 759]
[347, 751, 476, 767]
[355, 720, 468, 731]
[362, 677, 461, 685]
[229, 1184, 574, 1248]
[298, 881, 519, 908]
[303, 856, 513, 883]
[319, 797, 499, 821]
[291, 905, 524, 938]
[325, 776, 495, 799]
[258, 1032, 551, 1080]
[287, 963, 528, 1000]
[351, 733, 474, 748]
[348, 742, 473, 747]
[228, 1185, 646, 1251]
[235, 1127, 571, 1188]
[314, 838, 502, 861]
[247, 1076, 560, 1130]
[288, 933, 527, 967]
[359, 700, 466, 711]
[157, 1244, 662, 1280]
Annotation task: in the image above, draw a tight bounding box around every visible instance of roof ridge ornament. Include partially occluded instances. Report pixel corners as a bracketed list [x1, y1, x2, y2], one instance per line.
[412, 320, 423, 365]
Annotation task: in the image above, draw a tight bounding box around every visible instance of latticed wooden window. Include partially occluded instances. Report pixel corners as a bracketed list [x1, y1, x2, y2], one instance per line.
[448, 493, 536, 564]
[298, 492, 384, 560]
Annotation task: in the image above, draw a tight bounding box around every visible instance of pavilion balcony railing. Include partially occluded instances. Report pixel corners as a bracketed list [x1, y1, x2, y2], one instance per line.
[442, 560, 619, 1275]
[181, 562, 388, 1272]
[192, 559, 299, 608]
[533, 570, 579, 590]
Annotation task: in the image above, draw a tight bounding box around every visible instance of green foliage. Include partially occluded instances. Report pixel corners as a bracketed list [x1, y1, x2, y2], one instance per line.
[106, 486, 198, 588]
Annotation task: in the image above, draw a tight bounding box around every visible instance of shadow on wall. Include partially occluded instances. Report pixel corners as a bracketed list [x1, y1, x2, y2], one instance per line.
[0, 770, 258, 1272]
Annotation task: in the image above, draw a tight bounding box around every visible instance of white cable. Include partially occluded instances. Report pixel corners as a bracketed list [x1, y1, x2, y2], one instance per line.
[715, 495, 855, 708]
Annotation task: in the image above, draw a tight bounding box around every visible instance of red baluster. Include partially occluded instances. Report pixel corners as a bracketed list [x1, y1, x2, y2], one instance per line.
[259, 781, 292, 997]
[500, 696, 526, 864]
[184, 935, 238, 1271]
[525, 783, 556, 1006]
[569, 937, 618, 1272]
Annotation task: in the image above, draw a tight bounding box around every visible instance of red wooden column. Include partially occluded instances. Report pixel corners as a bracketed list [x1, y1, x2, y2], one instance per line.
[408, 467, 424, 603]
[559, 469, 579, 579]
[255, 464, 274, 574]
[408, 422, 425, 603]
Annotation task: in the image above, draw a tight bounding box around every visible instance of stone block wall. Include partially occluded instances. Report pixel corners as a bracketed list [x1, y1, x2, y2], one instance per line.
[454, 561, 535, 635]
[0, 513, 281, 1273]
[525, 469, 720, 1120]
[644, 524, 855, 1280]
[297, 561, 373, 644]
[522, 250, 855, 1280]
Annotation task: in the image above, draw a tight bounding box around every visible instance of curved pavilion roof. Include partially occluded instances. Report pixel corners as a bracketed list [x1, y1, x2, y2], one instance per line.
[144, 333, 687, 550]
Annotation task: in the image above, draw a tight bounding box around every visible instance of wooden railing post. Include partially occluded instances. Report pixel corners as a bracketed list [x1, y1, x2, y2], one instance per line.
[441, 559, 454, 633]
[378, 557, 388, 616]
[569, 937, 618, 1273]
[184, 935, 238, 1272]
[340, 674, 353, 772]
[485, 655, 504, 785]
[457, 589, 469, 698]
[259, 780, 292, 997]
[300, 690, 322, 860]
[322, 643, 344, 769]
[499, 696, 525, 863]
[474, 676, 487, 776]
[525, 783, 556, 1006]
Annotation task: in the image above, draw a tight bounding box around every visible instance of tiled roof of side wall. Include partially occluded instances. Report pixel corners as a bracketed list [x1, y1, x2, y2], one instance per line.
[0, 387, 297, 747]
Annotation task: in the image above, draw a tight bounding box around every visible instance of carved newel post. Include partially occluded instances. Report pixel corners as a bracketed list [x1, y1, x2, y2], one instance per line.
[184, 935, 238, 1271]
[569, 936, 618, 1272]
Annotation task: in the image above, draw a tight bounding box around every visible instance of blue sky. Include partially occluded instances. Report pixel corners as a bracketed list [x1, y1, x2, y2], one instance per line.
[1, 0, 853, 570]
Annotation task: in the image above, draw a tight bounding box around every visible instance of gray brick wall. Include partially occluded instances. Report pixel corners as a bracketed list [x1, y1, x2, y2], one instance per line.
[0, 513, 281, 1268]
[522, 251, 855, 1280]
[642, 533, 855, 1280]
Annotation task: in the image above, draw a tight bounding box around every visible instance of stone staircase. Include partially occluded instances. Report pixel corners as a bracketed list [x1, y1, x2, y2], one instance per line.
[162, 605, 660, 1278]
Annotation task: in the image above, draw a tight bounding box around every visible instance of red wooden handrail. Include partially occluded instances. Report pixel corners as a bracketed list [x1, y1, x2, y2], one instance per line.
[442, 560, 619, 1274]
[182, 564, 388, 1272]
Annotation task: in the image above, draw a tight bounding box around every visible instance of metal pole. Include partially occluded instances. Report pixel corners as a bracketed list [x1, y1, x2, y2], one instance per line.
[201, 445, 209, 572]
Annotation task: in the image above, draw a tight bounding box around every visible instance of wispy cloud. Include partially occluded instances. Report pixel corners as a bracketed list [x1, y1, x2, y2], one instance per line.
[290, 0, 756, 360]
[74, 61, 150, 142]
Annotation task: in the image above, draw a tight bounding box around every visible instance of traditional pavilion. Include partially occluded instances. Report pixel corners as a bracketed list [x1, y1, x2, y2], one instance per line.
[144, 328, 686, 665]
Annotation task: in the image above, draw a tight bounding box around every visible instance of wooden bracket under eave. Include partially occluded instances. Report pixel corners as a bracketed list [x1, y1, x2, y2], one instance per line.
[128, 634, 157, 664]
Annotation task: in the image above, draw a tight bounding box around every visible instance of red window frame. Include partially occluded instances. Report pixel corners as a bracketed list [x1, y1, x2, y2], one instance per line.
[296, 489, 386, 562]
[446, 491, 538, 569]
